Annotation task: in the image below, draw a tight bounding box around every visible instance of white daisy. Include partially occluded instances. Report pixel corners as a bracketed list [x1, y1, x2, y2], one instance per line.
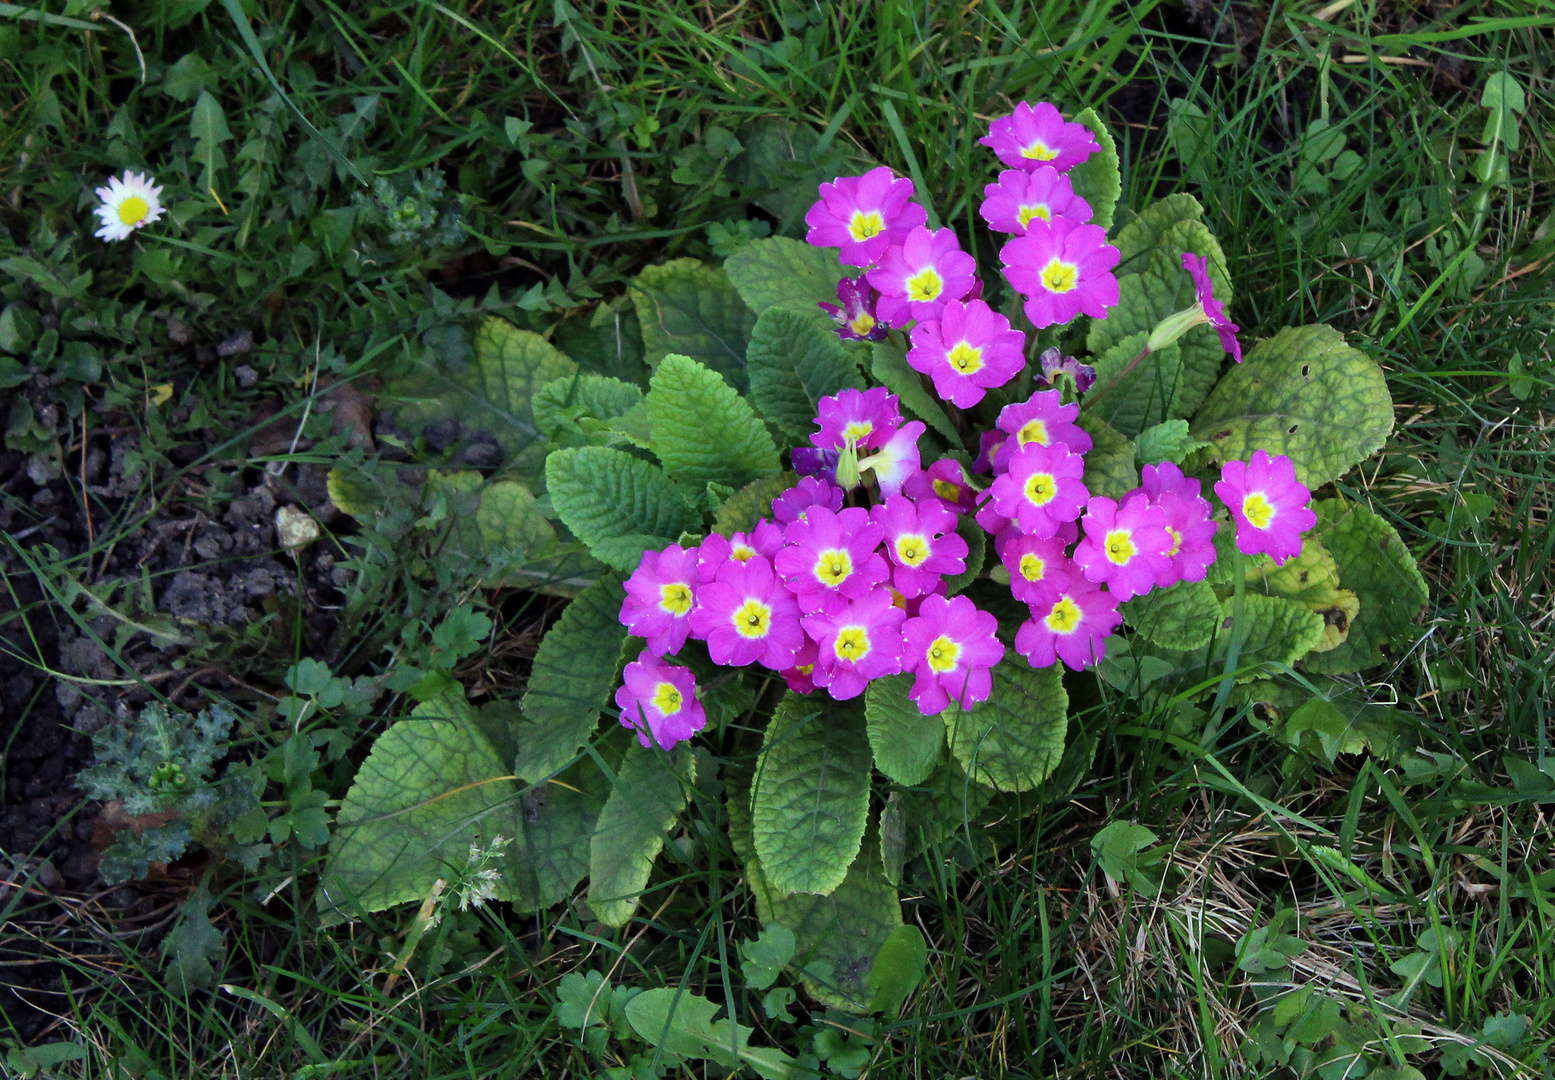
[92, 171, 164, 241]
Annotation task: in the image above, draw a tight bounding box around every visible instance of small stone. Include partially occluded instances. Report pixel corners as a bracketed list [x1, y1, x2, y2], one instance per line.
[275, 505, 320, 551]
[218, 329, 254, 356]
[234, 364, 259, 388]
[167, 318, 193, 344]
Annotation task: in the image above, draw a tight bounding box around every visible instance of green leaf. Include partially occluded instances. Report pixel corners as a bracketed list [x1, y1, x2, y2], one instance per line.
[1110, 193, 1203, 270]
[553, 299, 647, 386]
[190, 90, 233, 181]
[1302, 500, 1429, 675]
[545, 447, 699, 571]
[1067, 107, 1122, 233]
[714, 473, 796, 536]
[1075, 413, 1137, 500]
[740, 924, 797, 990]
[624, 988, 797, 1079]
[943, 658, 1067, 792]
[533, 373, 645, 447]
[725, 236, 847, 314]
[1242, 535, 1358, 654]
[1136, 418, 1212, 466]
[863, 674, 943, 786]
[1186, 592, 1326, 681]
[752, 694, 873, 895]
[515, 751, 613, 906]
[1190, 325, 1393, 488]
[1090, 821, 1158, 881]
[1481, 72, 1527, 151]
[161, 887, 224, 993]
[588, 745, 696, 926]
[1085, 332, 1186, 438]
[870, 341, 960, 445]
[1120, 578, 1221, 651]
[867, 925, 927, 1018]
[944, 513, 985, 596]
[1282, 698, 1368, 762]
[746, 304, 865, 440]
[517, 575, 628, 782]
[646, 353, 780, 491]
[629, 259, 756, 392]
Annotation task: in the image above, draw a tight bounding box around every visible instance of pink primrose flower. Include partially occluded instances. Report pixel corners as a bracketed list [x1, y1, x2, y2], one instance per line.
[688, 555, 805, 670]
[974, 429, 1007, 475]
[1072, 494, 1175, 601]
[780, 634, 821, 695]
[1214, 450, 1317, 566]
[1182, 253, 1242, 363]
[803, 589, 905, 700]
[818, 275, 890, 342]
[903, 457, 979, 516]
[992, 389, 1093, 470]
[906, 299, 1027, 408]
[771, 475, 845, 525]
[1035, 347, 1097, 394]
[615, 652, 706, 750]
[871, 493, 969, 599]
[1136, 463, 1218, 586]
[979, 101, 1100, 173]
[1015, 578, 1121, 671]
[858, 420, 925, 499]
[1001, 218, 1120, 328]
[811, 387, 901, 452]
[868, 226, 977, 325]
[900, 593, 1005, 714]
[804, 166, 927, 267]
[773, 505, 888, 614]
[987, 440, 1088, 538]
[620, 543, 698, 656]
[695, 523, 784, 584]
[998, 533, 1073, 605]
[979, 167, 1093, 235]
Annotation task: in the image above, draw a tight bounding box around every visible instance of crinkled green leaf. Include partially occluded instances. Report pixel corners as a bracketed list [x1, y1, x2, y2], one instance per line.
[1243, 535, 1358, 654]
[1068, 107, 1121, 233]
[714, 473, 796, 536]
[870, 341, 960, 445]
[1136, 418, 1212, 466]
[746, 304, 865, 440]
[944, 513, 985, 596]
[629, 259, 756, 392]
[624, 988, 797, 1079]
[943, 658, 1067, 792]
[589, 744, 695, 927]
[1191, 325, 1394, 488]
[863, 674, 944, 786]
[516, 575, 628, 783]
[728, 116, 874, 231]
[552, 299, 646, 386]
[1076, 412, 1137, 499]
[647, 353, 781, 491]
[533, 373, 645, 448]
[545, 447, 699, 571]
[752, 694, 872, 895]
[1303, 500, 1429, 675]
[867, 924, 927, 1019]
[1186, 592, 1326, 681]
[1110, 193, 1204, 270]
[1121, 578, 1221, 651]
[1085, 333, 1186, 438]
[725, 235, 847, 314]
[161, 888, 224, 993]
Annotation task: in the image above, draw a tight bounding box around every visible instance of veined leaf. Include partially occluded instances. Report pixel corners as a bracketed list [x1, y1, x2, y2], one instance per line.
[646, 353, 781, 491]
[864, 674, 943, 786]
[943, 658, 1067, 792]
[588, 744, 695, 926]
[870, 341, 961, 444]
[1303, 499, 1429, 675]
[1067, 107, 1122, 233]
[713, 473, 796, 536]
[629, 259, 756, 391]
[1109, 193, 1204, 270]
[545, 447, 699, 571]
[1075, 412, 1137, 500]
[1121, 578, 1222, 651]
[1242, 535, 1358, 654]
[746, 304, 865, 441]
[725, 235, 847, 315]
[1184, 591, 1326, 681]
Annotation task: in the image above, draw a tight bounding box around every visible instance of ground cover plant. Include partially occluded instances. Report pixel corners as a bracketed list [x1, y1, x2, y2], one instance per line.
[1, 2, 1553, 1078]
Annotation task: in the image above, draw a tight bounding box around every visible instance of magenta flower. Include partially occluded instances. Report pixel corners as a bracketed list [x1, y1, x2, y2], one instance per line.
[998, 534, 1073, 605]
[974, 429, 1006, 474]
[858, 420, 925, 498]
[988, 441, 1088, 539]
[1035, 347, 1097, 394]
[695, 523, 784, 583]
[615, 652, 706, 750]
[992, 389, 1093, 471]
[979, 167, 1093, 235]
[804, 166, 927, 267]
[773, 505, 888, 614]
[803, 589, 905, 700]
[906, 299, 1026, 408]
[818, 276, 890, 342]
[903, 457, 979, 516]
[1136, 462, 1217, 586]
[1214, 450, 1317, 566]
[979, 101, 1100, 173]
[900, 594, 1005, 714]
[1001, 218, 1120, 328]
[1072, 494, 1175, 601]
[871, 493, 969, 599]
[619, 544, 698, 656]
[868, 226, 977, 325]
[811, 387, 901, 452]
[779, 634, 821, 695]
[771, 476, 845, 525]
[1182, 253, 1241, 363]
[688, 556, 805, 670]
[1015, 579, 1121, 671]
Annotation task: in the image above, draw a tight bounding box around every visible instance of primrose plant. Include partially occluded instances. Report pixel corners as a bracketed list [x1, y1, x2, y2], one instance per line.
[323, 101, 1424, 1020]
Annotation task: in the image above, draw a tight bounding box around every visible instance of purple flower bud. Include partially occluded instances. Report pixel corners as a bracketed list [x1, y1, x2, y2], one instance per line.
[1035, 347, 1097, 394]
[818, 276, 890, 342]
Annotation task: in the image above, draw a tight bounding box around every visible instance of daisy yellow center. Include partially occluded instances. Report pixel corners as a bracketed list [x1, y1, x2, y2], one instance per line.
[947, 341, 984, 374]
[731, 543, 757, 563]
[651, 681, 683, 716]
[1019, 553, 1046, 582]
[733, 598, 772, 639]
[1021, 140, 1059, 161]
[1017, 419, 1050, 446]
[1040, 258, 1079, 294]
[895, 533, 931, 567]
[905, 267, 944, 303]
[933, 479, 962, 502]
[1018, 203, 1052, 227]
[848, 209, 885, 242]
[848, 312, 877, 336]
[834, 626, 871, 662]
[659, 582, 693, 616]
[1024, 471, 1057, 507]
[813, 548, 854, 587]
[118, 195, 151, 226]
[842, 420, 873, 445]
[1242, 492, 1275, 530]
[1165, 527, 1182, 558]
[1044, 596, 1082, 634]
[1104, 529, 1137, 566]
[926, 634, 961, 673]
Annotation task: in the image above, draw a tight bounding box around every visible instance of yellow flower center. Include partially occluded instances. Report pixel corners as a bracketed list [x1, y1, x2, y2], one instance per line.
[933, 479, 962, 502]
[834, 625, 871, 662]
[1018, 203, 1052, 227]
[733, 598, 772, 639]
[848, 209, 885, 242]
[1023, 471, 1057, 507]
[118, 195, 150, 226]
[1019, 553, 1046, 582]
[813, 548, 854, 587]
[905, 267, 944, 303]
[842, 420, 873, 445]
[651, 681, 683, 716]
[731, 543, 757, 563]
[947, 341, 984, 374]
[1044, 596, 1082, 634]
[1242, 492, 1275, 530]
[1165, 527, 1182, 558]
[1040, 258, 1078, 294]
[895, 533, 931, 567]
[848, 312, 877, 336]
[796, 663, 814, 676]
[1104, 529, 1137, 566]
[926, 634, 961, 673]
[1017, 419, 1050, 446]
[1021, 140, 1060, 161]
[659, 582, 693, 616]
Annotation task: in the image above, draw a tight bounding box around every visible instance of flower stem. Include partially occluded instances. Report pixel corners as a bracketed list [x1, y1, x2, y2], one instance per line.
[1207, 548, 1248, 735]
[1082, 346, 1152, 408]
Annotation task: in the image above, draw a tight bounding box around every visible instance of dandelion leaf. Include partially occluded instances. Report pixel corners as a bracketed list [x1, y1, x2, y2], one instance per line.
[725, 235, 847, 314]
[943, 658, 1067, 792]
[624, 988, 798, 1078]
[544, 447, 699, 571]
[647, 353, 781, 491]
[629, 259, 756, 392]
[1302, 500, 1429, 674]
[746, 304, 866, 441]
[864, 674, 944, 786]
[588, 744, 696, 927]
[1121, 578, 1222, 651]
